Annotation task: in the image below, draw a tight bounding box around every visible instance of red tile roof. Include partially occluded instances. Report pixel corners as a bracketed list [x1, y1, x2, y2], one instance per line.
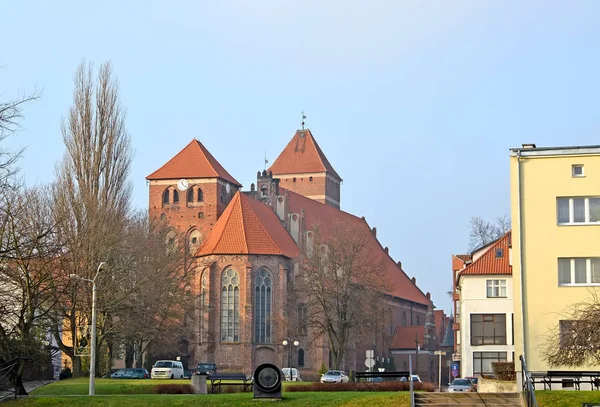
[146, 139, 242, 186]
[268, 129, 342, 180]
[282, 188, 430, 306]
[197, 191, 298, 258]
[456, 254, 472, 262]
[459, 232, 511, 277]
[391, 326, 426, 349]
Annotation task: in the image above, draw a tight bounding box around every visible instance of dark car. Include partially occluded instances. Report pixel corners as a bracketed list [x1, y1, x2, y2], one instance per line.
[194, 363, 217, 375]
[184, 370, 193, 379]
[111, 368, 149, 379]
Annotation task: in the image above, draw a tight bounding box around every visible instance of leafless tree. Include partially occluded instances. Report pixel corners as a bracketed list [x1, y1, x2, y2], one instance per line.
[541, 290, 600, 367]
[468, 214, 511, 252]
[50, 60, 132, 377]
[0, 186, 63, 395]
[295, 223, 387, 370]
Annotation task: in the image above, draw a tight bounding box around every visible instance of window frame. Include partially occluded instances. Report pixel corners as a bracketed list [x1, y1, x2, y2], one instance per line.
[558, 257, 600, 286]
[557, 197, 600, 225]
[470, 314, 507, 346]
[221, 269, 240, 343]
[473, 351, 507, 374]
[572, 164, 584, 178]
[254, 269, 272, 344]
[486, 279, 507, 298]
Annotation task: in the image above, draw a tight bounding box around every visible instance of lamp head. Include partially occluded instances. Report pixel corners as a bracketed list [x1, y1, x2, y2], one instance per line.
[282, 340, 288, 346]
[293, 341, 299, 347]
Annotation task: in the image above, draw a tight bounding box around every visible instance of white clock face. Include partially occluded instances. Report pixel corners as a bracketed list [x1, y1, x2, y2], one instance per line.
[177, 179, 189, 191]
[226, 183, 231, 194]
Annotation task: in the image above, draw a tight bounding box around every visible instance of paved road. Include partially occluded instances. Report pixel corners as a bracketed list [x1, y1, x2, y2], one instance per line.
[0, 380, 54, 401]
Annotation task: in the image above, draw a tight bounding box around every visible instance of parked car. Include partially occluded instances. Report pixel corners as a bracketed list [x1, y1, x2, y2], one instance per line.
[183, 370, 193, 379]
[282, 368, 302, 381]
[151, 360, 185, 379]
[466, 376, 478, 391]
[320, 370, 349, 383]
[447, 378, 475, 392]
[194, 362, 217, 375]
[400, 374, 422, 383]
[110, 368, 149, 379]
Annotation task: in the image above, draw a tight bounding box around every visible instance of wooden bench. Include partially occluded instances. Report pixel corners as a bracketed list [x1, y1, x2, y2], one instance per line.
[208, 373, 253, 393]
[354, 371, 410, 382]
[530, 371, 600, 390]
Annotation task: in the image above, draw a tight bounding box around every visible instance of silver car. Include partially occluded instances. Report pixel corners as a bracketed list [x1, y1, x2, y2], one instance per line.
[320, 370, 349, 383]
[448, 378, 475, 392]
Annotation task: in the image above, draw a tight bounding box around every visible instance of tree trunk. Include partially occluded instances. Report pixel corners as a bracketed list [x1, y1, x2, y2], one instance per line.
[11, 359, 28, 396]
[135, 339, 144, 368]
[125, 340, 134, 368]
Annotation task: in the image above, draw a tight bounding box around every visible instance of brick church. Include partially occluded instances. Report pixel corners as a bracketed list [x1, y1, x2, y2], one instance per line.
[146, 128, 436, 377]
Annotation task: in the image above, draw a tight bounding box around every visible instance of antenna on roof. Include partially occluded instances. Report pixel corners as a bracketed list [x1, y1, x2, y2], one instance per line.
[264, 150, 268, 171]
[301, 111, 306, 130]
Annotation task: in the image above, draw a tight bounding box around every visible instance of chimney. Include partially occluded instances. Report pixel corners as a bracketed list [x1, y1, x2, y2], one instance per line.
[426, 292, 431, 300]
[522, 143, 537, 149]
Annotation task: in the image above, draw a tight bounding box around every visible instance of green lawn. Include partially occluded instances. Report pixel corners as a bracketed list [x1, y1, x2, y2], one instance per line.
[2, 378, 411, 406]
[536, 390, 600, 407]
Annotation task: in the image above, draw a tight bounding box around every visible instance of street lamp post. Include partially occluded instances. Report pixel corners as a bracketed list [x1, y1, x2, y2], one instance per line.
[70, 262, 106, 396]
[282, 338, 299, 377]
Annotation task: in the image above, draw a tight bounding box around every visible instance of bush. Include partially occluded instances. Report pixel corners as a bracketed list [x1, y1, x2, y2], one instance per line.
[318, 363, 328, 376]
[491, 361, 516, 381]
[155, 384, 195, 394]
[58, 367, 72, 381]
[287, 381, 435, 392]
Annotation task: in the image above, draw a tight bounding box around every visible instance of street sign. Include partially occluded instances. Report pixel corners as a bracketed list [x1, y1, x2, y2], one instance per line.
[365, 357, 375, 368]
[452, 353, 461, 361]
[451, 362, 459, 378]
[434, 351, 446, 356]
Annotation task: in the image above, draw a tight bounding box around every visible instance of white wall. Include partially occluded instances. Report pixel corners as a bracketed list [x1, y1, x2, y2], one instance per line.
[459, 275, 514, 377]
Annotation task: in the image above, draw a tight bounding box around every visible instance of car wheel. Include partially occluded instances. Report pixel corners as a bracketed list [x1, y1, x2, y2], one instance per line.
[170, 374, 174, 379]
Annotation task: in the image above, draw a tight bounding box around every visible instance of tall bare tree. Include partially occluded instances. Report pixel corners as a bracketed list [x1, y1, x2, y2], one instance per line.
[296, 223, 387, 370]
[541, 290, 600, 367]
[0, 186, 63, 395]
[468, 214, 511, 252]
[50, 60, 132, 377]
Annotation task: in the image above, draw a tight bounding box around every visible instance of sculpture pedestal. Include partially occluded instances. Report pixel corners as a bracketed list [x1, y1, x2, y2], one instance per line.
[192, 374, 207, 394]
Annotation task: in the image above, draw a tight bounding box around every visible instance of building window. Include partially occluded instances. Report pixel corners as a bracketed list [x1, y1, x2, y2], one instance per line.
[162, 189, 170, 204]
[160, 213, 166, 220]
[197, 188, 203, 202]
[495, 248, 503, 258]
[557, 197, 600, 224]
[293, 177, 296, 183]
[309, 176, 313, 182]
[415, 315, 420, 325]
[402, 311, 407, 326]
[173, 190, 179, 204]
[558, 258, 600, 285]
[220, 186, 225, 203]
[486, 280, 507, 298]
[297, 348, 305, 367]
[473, 352, 507, 374]
[471, 314, 506, 345]
[187, 188, 194, 203]
[254, 269, 272, 343]
[221, 269, 240, 342]
[572, 164, 584, 177]
[198, 212, 204, 219]
[192, 237, 197, 244]
[298, 304, 308, 335]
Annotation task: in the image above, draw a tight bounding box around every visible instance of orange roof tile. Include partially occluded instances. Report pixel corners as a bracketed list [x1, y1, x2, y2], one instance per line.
[197, 191, 298, 258]
[268, 129, 342, 180]
[459, 232, 511, 277]
[391, 326, 426, 349]
[146, 139, 241, 186]
[282, 187, 430, 306]
[456, 254, 472, 262]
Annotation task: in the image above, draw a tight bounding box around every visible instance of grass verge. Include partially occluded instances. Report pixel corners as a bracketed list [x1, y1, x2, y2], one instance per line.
[536, 390, 600, 407]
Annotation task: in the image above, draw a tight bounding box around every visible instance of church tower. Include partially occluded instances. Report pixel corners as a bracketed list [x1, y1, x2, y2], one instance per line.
[146, 139, 242, 253]
[268, 129, 342, 209]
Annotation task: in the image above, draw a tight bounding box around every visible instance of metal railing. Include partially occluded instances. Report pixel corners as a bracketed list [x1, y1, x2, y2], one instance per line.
[0, 357, 32, 400]
[520, 355, 539, 407]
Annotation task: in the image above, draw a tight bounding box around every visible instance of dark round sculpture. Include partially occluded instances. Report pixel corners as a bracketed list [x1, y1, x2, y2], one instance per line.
[253, 363, 283, 399]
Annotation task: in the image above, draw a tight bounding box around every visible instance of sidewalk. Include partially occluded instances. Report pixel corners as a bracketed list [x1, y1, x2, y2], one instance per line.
[0, 380, 54, 401]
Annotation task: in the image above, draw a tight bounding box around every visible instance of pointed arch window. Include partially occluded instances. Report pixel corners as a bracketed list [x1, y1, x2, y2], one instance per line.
[416, 315, 420, 325]
[173, 190, 179, 204]
[297, 348, 305, 367]
[254, 269, 272, 343]
[221, 269, 240, 342]
[187, 188, 194, 203]
[162, 189, 170, 204]
[402, 311, 407, 327]
[197, 188, 204, 202]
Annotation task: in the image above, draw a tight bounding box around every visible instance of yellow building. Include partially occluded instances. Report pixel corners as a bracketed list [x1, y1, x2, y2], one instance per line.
[510, 144, 600, 383]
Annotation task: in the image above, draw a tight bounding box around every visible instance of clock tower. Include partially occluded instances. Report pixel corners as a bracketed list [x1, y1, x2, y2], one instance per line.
[146, 139, 241, 254]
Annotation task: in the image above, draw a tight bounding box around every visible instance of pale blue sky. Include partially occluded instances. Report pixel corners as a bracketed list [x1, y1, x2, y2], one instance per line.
[2, 1, 600, 313]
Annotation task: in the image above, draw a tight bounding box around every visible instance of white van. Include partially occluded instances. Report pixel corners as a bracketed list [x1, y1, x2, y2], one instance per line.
[282, 367, 302, 381]
[151, 360, 184, 379]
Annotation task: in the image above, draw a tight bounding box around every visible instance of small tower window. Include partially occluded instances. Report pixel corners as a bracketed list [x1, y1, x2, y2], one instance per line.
[192, 237, 197, 244]
[293, 177, 296, 183]
[309, 176, 313, 182]
[187, 188, 194, 203]
[496, 248, 504, 258]
[160, 213, 166, 220]
[198, 212, 204, 219]
[173, 190, 179, 204]
[197, 188, 204, 202]
[162, 189, 170, 204]
[261, 186, 268, 197]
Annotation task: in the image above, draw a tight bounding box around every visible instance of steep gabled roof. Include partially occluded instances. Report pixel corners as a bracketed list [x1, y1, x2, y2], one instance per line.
[197, 191, 298, 258]
[282, 187, 430, 306]
[390, 326, 425, 350]
[268, 129, 342, 180]
[146, 139, 242, 186]
[459, 232, 512, 277]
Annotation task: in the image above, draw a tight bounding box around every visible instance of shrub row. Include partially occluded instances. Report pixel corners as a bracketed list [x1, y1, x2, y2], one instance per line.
[287, 381, 435, 392]
[492, 362, 516, 381]
[154, 384, 195, 394]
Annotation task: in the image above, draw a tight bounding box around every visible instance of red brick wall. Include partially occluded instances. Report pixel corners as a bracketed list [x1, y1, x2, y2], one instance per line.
[274, 173, 340, 208]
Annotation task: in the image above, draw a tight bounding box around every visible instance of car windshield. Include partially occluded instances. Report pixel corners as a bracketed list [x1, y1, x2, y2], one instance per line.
[155, 361, 173, 368]
[325, 371, 341, 376]
[452, 379, 471, 386]
[197, 364, 214, 369]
